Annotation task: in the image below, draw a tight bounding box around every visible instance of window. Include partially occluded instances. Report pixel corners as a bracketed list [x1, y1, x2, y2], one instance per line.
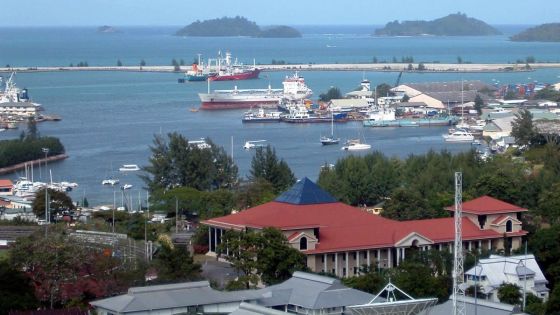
[343, 254, 346, 261]
[299, 237, 308, 250]
[332, 255, 335, 262]
[321, 255, 325, 263]
[363, 251, 368, 259]
[343, 268, 346, 276]
[506, 220, 513, 232]
[352, 252, 357, 260]
[353, 267, 358, 275]
[478, 215, 487, 229]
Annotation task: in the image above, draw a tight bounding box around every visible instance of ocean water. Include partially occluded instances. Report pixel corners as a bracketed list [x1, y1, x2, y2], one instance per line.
[1, 26, 559, 205]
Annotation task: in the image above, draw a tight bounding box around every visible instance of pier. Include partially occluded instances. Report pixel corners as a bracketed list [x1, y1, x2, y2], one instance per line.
[0, 154, 68, 175]
[1, 63, 560, 74]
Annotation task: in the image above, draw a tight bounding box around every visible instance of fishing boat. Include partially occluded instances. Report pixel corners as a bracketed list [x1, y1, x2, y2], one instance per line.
[320, 110, 340, 145]
[443, 129, 475, 142]
[198, 72, 312, 110]
[243, 140, 267, 149]
[207, 51, 260, 81]
[341, 139, 371, 151]
[119, 164, 140, 172]
[242, 107, 282, 123]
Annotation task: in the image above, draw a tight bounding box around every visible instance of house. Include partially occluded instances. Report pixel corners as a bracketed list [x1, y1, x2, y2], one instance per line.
[464, 254, 549, 303]
[91, 272, 377, 315]
[0, 179, 13, 196]
[203, 178, 527, 278]
[483, 116, 515, 140]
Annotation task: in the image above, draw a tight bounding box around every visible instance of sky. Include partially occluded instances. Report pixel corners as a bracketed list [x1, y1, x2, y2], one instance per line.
[2, 0, 558, 27]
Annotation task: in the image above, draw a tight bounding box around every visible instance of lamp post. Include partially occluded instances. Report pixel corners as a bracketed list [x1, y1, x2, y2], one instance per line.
[42, 147, 49, 175]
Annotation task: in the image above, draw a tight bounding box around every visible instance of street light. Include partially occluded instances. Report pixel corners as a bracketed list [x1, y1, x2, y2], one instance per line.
[42, 148, 49, 178]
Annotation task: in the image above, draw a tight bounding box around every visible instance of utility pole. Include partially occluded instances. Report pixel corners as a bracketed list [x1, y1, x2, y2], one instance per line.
[452, 172, 466, 315]
[175, 197, 179, 234]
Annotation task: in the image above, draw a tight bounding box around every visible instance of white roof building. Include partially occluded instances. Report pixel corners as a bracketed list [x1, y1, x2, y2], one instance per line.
[465, 254, 549, 303]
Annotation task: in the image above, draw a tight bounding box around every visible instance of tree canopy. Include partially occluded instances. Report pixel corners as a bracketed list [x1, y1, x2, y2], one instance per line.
[319, 87, 343, 102]
[142, 133, 238, 192]
[32, 188, 75, 219]
[153, 237, 201, 283]
[511, 109, 536, 147]
[249, 145, 295, 194]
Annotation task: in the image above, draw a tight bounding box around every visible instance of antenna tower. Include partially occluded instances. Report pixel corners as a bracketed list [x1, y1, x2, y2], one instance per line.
[452, 172, 466, 315]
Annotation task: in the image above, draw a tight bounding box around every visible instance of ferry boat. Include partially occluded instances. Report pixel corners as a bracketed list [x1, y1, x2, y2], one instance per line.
[119, 164, 140, 172]
[242, 107, 282, 123]
[199, 72, 312, 110]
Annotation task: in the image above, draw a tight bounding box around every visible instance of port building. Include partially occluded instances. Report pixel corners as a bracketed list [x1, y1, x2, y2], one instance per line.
[203, 178, 527, 278]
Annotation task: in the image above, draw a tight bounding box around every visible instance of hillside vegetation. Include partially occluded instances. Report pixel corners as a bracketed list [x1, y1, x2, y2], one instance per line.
[374, 13, 501, 36]
[175, 16, 300, 38]
[510, 23, 560, 42]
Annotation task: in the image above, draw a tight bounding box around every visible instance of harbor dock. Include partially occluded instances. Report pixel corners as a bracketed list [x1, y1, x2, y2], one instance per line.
[1, 62, 559, 74]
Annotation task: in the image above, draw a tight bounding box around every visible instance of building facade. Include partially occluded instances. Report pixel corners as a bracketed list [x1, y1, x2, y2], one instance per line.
[203, 178, 527, 278]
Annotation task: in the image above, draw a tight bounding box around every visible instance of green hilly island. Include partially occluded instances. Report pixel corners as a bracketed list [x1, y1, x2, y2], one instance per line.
[510, 23, 560, 42]
[374, 13, 501, 36]
[175, 16, 301, 38]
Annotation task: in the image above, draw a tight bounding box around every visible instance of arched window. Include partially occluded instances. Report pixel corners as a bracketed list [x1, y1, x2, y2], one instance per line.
[300, 237, 308, 250]
[506, 220, 513, 233]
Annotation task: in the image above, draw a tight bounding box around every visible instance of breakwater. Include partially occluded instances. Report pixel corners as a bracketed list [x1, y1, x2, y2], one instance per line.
[1, 63, 559, 74]
[0, 154, 68, 175]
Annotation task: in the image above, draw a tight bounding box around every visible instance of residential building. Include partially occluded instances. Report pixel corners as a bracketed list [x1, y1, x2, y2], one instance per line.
[203, 178, 527, 278]
[0, 179, 13, 196]
[465, 254, 549, 302]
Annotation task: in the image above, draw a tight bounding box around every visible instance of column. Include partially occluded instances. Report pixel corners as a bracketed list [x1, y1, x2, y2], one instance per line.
[208, 227, 212, 252]
[335, 254, 338, 277]
[402, 248, 406, 260]
[356, 251, 360, 275]
[488, 239, 492, 251]
[367, 250, 371, 268]
[396, 248, 400, 266]
[323, 254, 327, 273]
[377, 249, 381, 268]
[468, 241, 472, 251]
[449, 243, 453, 253]
[388, 248, 392, 268]
[345, 252, 349, 278]
[214, 228, 218, 252]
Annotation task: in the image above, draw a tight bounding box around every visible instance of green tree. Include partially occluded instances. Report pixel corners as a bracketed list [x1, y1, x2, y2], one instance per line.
[140, 59, 146, 67]
[457, 56, 463, 64]
[319, 87, 342, 102]
[382, 188, 435, 220]
[537, 183, 560, 224]
[32, 188, 75, 219]
[117, 59, 123, 67]
[142, 133, 238, 192]
[154, 241, 201, 283]
[0, 260, 39, 313]
[474, 94, 484, 115]
[546, 285, 560, 314]
[249, 145, 295, 193]
[171, 58, 180, 71]
[529, 224, 560, 289]
[497, 283, 522, 305]
[25, 117, 39, 140]
[417, 62, 426, 70]
[219, 230, 261, 289]
[375, 83, 393, 98]
[342, 267, 386, 294]
[525, 293, 546, 315]
[511, 109, 536, 147]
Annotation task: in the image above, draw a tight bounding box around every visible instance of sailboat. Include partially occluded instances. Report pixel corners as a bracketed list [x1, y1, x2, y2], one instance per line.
[320, 109, 340, 145]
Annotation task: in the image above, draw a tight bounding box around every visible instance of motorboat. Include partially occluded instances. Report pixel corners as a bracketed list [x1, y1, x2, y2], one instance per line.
[119, 164, 140, 172]
[443, 129, 475, 142]
[244, 140, 267, 150]
[188, 138, 211, 149]
[121, 184, 133, 190]
[341, 139, 371, 151]
[242, 107, 282, 123]
[490, 107, 512, 114]
[102, 178, 120, 186]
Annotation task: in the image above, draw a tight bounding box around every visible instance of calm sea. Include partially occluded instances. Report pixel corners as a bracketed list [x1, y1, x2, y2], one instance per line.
[1, 26, 559, 205]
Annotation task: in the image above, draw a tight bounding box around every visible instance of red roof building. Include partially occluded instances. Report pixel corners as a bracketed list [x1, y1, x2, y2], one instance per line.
[203, 178, 527, 277]
[0, 179, 13, 196]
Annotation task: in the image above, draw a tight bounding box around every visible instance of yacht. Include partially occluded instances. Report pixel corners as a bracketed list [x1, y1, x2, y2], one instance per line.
[341, 139, 371, 151]
[443, 129, 475, 142]
[119, 164, 140, 172]
[243, 140, 267, 150]
[102, 178, 120, 186]
[121, 184, 133, 190]
[188, 138, 211, 149]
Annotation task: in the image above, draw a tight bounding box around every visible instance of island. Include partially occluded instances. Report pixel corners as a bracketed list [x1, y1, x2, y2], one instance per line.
[510, 23, 560, 42]
[258, 26, 301, 38]
[374, 13, 501, 36]
[97, 25, 118, 33]
[175, 16, 301, 38]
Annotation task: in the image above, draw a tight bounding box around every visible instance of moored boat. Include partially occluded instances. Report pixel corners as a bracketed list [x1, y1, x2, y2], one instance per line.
[242, 107, 282, 123]
[243, 140, 267, 149]
[208, 51, 260, 81]
[119, 164, 140, 172]
[341, 139, 371, 151]
[443, 129, 475, 142]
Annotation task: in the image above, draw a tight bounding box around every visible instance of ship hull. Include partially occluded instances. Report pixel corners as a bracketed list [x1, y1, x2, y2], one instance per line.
[200, 100, 280, 110]
[209, 69, 261, 81]
[363, 117, 457, 127]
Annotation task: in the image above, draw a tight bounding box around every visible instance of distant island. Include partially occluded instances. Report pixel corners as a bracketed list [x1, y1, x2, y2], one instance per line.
[97, 25, 118, 33]
[175, 16, 301, 38]
[374, 13, 501, 36]
[510, 23, 560, 42]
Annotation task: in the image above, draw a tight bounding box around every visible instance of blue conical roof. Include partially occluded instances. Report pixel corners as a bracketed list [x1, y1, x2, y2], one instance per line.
[275, 177, 337, 205]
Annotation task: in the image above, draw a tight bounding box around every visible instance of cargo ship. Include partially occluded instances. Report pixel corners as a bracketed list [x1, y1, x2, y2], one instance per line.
[199, 72, 312, 110]
[208, 51, 260, 81]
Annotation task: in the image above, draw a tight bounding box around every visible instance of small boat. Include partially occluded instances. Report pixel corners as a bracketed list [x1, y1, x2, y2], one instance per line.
[341, 139, 371, 151]
[188, 138, 211, 149]
[121, 184, 133, 190]
[490, 107, 512, 114]
[320, 110, 340, 145]
[190, 107, 199, 112]
[242, 107, 282, 123]
[119, 164, 140, 172]
[102, 178, 120, 186]
[443, 129, 475, 143]
[244, 140, 267, 150]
